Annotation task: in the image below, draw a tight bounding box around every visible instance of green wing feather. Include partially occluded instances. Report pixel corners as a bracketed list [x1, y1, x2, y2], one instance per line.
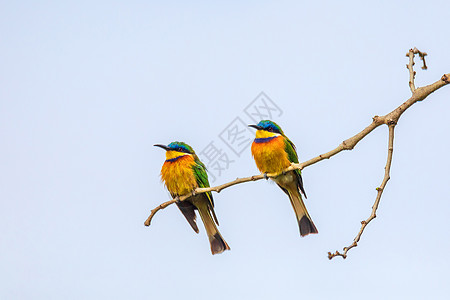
[284, 137, 299, 164]
[192, 157, 220, 224]
[284, 137, 307, 198]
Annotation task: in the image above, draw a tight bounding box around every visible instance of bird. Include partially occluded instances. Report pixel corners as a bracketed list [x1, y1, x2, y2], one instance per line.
[154, 141, 230, 254]
[249, 120, 318, 237]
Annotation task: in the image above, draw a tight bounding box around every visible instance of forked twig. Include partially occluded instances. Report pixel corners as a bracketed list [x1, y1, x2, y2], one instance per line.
[406, 47, 428, 93]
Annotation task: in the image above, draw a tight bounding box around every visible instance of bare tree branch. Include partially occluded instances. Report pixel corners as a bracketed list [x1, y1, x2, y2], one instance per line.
[328, 124, 395, 259]
[145, 48, 449, 259]
[144, 174, 267, 226]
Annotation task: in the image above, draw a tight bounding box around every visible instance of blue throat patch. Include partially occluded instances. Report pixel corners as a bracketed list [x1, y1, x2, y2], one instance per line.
[166, 156, 183, 163]
[254, 136, 277, 143]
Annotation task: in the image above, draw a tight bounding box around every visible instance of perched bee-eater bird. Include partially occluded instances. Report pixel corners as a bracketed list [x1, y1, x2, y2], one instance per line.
[249, 120, 318, 237]
[154, 141, 230, 255]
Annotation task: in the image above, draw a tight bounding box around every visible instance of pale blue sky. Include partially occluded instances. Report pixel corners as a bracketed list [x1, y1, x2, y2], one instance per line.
[1, 1, 450, 299]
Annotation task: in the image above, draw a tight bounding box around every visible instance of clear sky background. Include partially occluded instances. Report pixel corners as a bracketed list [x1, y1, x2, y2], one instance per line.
[1, 1, 450, 299]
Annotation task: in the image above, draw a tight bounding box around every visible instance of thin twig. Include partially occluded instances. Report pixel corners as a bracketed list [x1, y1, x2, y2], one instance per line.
[328, 124, 395, 259]
[406, 47, 429, 93]
[406, 48, 417, 93]
[417, 48, 428, 70]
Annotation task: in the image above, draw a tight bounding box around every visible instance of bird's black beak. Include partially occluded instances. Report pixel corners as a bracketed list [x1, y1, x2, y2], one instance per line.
[154, 144, 171, 151]
[248, 124, 262, 130]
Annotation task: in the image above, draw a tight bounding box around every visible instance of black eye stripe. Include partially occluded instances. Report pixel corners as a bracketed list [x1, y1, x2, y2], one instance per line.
[177, 147, 190, 153]
[267, 127, 280, 133]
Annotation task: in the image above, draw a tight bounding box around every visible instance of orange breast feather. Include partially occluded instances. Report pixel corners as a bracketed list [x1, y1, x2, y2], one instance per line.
[251, 136, 291, 173]
[160, 155, 198, 196]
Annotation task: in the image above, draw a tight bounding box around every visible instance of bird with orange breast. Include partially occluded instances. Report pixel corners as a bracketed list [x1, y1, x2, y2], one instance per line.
[154, 141, 230, 254]
[249, 120, 318, 237]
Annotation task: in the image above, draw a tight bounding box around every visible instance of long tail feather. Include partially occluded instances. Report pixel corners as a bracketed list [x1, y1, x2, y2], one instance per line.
[287, 188, 318, 237]
[196, 202, 230, 255]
